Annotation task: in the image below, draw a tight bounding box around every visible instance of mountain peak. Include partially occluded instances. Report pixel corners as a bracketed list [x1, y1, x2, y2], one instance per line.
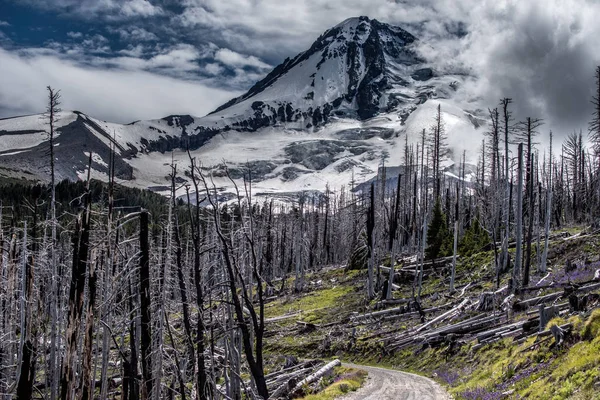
[333, 15, 371, 31]
[209, 17, 423, 127]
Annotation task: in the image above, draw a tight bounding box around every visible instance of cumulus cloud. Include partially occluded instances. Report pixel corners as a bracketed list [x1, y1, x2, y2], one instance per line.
[17, 0, 163, 20]
[453, 0, 600, 134]
[121, 0, 162, 18]
[204, 62, 224, 76]
[214, 48, 271, 70]
[109, 26, 158, 42]
[66, 31, 83, 39]
[0, 47, 238, 123]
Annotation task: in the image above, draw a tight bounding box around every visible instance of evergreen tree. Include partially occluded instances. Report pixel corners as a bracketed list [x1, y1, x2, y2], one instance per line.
[425, 198, 452, 260]
[459, 216, 490, 257]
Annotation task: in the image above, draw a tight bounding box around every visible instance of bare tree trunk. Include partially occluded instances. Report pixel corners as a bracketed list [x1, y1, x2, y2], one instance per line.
[540, 134, 553, 273]
[81, 254, 98, 400]
[450, 220, 458, 293]
[386, 175, 401, 300]
[513, 143, 524, 293]
[501, 98, 512, 285]
[61, 155, 93, 400]
[367, 183, 375, 299]
[47, 86, 61, 400]
[139, 211, 153, 400]
[127, 276, 140, 400]
[17, 221, 36, 400]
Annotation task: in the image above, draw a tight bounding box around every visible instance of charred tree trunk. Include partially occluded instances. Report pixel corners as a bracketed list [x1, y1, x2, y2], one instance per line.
[513, 143, 524, 293]
[139, 211, 153, 400]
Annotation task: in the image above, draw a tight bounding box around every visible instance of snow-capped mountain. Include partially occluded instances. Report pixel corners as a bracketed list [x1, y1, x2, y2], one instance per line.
[0, 17, 484, 200]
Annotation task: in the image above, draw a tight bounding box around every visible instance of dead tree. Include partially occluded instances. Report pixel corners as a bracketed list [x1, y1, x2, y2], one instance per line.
[500, 98, 513, 283]
[139, 211, 153, 399]
[60, 154, 93, 400]
[16, 221, 35, 400]
[366, 183, 375, 299]
[513, 143, 524, 293]
[46, 86, 61, 400]
[589, 66, 600, 211]
[540, 132, 553, 273]
[386, 174, 402, 300]
[516, 117, 543, 286]
[186, 152, 210, 400]
[430, 104, 447, 198]
[199, 170, 270, 399]
[170, 164, 196, 383]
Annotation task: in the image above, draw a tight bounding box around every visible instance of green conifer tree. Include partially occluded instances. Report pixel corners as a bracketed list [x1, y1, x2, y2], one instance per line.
[459, 216, 490, 257]
[426, 198, 452, 260]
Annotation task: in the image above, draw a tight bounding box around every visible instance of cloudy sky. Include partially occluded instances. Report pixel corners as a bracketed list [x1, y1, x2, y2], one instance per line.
[1, 0, 599, 134]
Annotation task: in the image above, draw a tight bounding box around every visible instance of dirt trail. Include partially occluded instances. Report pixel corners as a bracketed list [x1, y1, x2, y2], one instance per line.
[341, 363, 451, 400]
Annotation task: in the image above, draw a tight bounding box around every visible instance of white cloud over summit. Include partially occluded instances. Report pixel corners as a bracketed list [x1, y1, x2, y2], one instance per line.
[0, 47, 237, 123]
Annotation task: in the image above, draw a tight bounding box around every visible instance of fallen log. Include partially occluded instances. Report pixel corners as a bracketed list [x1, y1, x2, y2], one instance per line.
[427, 314, 503, 337]
[267, 367, 314, 391]
[382, 303, 453, 323]
[265, 360, 320, 381]
[287, 359, 341, 398]
[416, 298, 470, 333]
[514, 282, 600, 310]
[404, 255, 457, 269]
[377, 298, 412, 306]
[476, 321, 525, 343]
[515, 323, 572, 344]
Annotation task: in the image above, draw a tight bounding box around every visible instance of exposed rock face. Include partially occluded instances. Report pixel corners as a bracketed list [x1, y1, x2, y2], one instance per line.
[285, 140, 371, 171]
[1, 113, 134, 181]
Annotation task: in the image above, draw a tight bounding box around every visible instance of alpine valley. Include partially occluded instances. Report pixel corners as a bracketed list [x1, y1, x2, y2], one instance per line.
[0, 16, 483, 201]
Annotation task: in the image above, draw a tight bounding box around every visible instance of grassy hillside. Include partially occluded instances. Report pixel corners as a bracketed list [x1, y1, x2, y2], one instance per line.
[265, 227, 600, 399]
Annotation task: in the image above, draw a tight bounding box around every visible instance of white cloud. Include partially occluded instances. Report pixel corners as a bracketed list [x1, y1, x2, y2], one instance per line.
[67, 31, 83, 39]
[143, 43, 202, 71]
[0, 21, 10, 27]
[214, 48, 271, 70]
[118, 44, 147, 57]
[111, 26, 158, 42]
[446, 0, 600, 133]
[204, 62, 224, 75]
[121, 0, 162, 17]
[0, 47, 238, 122]
[20, 0, 163, 20]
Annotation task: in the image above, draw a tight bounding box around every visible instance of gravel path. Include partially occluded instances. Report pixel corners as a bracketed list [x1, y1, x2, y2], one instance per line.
[340, 363, 451, 400]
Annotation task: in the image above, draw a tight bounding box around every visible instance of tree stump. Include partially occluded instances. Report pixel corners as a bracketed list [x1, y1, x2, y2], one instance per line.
[569, 293, 588, 312]
[550, 324, 566, 347]
[477, 292, 496, 312]
[565, 259, 575, 273]
[539, 305, 559, 332]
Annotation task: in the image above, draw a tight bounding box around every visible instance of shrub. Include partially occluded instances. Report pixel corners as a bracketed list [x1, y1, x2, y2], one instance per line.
[581, 309, 600, 341]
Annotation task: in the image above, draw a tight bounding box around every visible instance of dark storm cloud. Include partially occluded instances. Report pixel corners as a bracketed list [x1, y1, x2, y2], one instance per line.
[452, 0, 600, 135]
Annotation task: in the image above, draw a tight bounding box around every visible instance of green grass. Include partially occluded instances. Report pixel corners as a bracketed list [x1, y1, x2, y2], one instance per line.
[268, 228, 600, 400]
[379, 312, 600, 400]
[264, 269, 364, 325]
[581, 309, 600, 341]
[264, 285, 354, 323]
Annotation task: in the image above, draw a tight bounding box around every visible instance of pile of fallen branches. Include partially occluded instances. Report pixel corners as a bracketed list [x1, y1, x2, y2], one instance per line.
[265, 359, 341, 399]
